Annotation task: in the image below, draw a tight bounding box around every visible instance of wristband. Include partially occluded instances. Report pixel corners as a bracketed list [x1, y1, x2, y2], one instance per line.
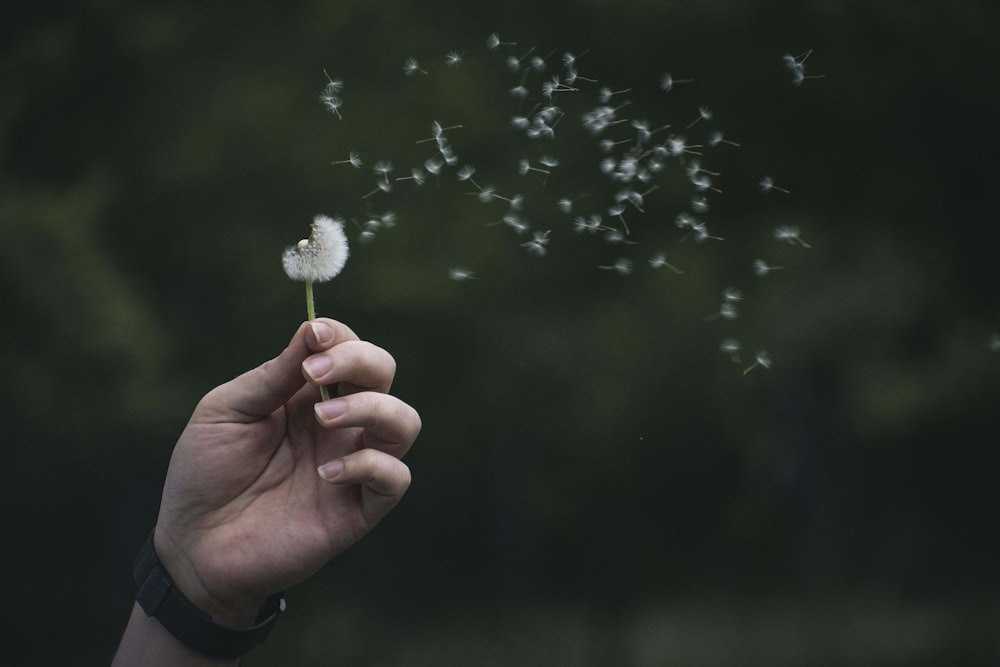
[132, 531, 286, 659]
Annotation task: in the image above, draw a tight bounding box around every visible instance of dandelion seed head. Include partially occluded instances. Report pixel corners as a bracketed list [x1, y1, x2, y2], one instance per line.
[282, 215, 350, 283]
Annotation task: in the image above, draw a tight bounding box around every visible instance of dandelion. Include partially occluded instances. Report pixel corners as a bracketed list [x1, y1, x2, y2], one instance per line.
[319, 72, 344, 118]
[506, 46, 536, 72]
[598, 86, 632, 104]
[705, 287, 742, 320]
[403, 58, 427, 76]
[424, 156, 444, 176]
[373, 160, 394, 184]
[783, 49, 825, 86]
[282, 215, 350, 401]
[522, 230, 551, 256]
[457, 164, 482, 190]
[743, 351, 773, 375]
[659, 72, 693, 92]
[330, 151, 362, 168]
[759, 176, 791, 194]
[665, 136, 702, 157]
[720, 338, 742, 363]
[448, 267, 475, 281]
[518, 158, 550, 177]
[396, 167, 426, 186]
[752, 259, 784, 276]
[501, 212, 530, 234]
[649, 252, 684, 274]
[487, 32, 517, 50]
[707, 130, 741, 148]
[542, 75, 578, 98]
[572, 214, 604, 234]
[603, 228, 636, 245]
[445, 50, 465, 68]
[685, 105, 713, 129]
[608, 202, 630, 235]
[774, 225, 811, 247]
[598, 258, 633, 275]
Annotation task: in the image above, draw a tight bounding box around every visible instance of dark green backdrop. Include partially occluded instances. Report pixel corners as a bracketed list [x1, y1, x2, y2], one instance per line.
[3, 1, 998, 664]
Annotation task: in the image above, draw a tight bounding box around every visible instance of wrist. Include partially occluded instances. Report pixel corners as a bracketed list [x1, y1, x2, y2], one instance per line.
[133, 530, 285, 659]
[152, 527, 262, 627]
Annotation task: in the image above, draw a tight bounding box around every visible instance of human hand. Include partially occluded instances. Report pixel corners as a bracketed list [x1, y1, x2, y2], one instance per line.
[152, 318, 420, 627]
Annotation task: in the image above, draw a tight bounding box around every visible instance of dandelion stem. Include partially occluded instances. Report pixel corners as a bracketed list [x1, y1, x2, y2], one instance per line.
[305, 280, 331, 402]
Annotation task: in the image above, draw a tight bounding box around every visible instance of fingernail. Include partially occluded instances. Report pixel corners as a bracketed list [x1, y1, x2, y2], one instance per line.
[314, 398, 347, 423]
[303, 355, 332, 381]
[318, 459, 344, 481]
[310, 321, 334, 345]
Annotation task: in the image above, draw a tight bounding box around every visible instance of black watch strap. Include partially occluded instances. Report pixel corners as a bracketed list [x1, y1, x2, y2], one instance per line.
[132, 531, 286, 659]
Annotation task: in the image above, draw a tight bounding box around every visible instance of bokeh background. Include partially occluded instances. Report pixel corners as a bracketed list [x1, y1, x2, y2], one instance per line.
[3, 0, 999, 664]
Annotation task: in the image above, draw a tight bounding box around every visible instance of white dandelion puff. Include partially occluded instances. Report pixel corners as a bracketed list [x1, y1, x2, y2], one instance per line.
[403, 57, 427, 76]
[783, 49, 825, 86]
[284, 215, 349, 402]
[487, 32, 516, 50]
[743, 351, 773, 375]
[753, 259, 784, 276]
[598, 258, 634, 275]
[282, 215, 350, 284]
[759, 176, 791, 194]
[659, 72, 693, 92]
[330, 151, 362, 168]
[720, 338, 742, 363]
[522, 230, 551, 256]
[685, 105, 713, 129]
[707, 130, 741, 148]
[774, 225, 811, 248]
[649, 252, 684, 274]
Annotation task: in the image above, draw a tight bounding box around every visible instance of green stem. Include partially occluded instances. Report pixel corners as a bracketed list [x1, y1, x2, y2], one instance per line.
[305, 281, 331, 402]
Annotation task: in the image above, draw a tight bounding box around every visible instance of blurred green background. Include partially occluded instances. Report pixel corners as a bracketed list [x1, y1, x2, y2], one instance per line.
[3, 0, 999, 664]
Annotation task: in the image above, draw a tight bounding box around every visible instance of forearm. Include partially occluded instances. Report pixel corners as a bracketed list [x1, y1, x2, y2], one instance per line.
[112, 603, 241, 667]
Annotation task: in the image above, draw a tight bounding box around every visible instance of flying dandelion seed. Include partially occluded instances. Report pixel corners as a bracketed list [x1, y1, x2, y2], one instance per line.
[720, 338, 742, 363]
[759, 176, 791, 194]
[774, 225, 812, 248]
[314, 32, 826, 379]
[743, 351, 773, 375]
[783, 49, 826, 86]
[753, 259, 784, 276]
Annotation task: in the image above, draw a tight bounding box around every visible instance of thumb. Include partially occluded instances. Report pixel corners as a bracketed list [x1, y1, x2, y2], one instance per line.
[199, 319, 359, 421]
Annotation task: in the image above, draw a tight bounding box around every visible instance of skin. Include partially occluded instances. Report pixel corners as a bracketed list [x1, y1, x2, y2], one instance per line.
[113, 318, 421, 666]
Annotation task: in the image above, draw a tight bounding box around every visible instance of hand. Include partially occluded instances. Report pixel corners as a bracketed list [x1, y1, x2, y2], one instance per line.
[152, 318, 420, 627]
